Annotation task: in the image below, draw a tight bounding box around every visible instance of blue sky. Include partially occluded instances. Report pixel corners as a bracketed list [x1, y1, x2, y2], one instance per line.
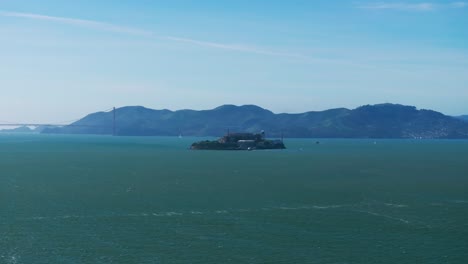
[0, 0, 467, 123]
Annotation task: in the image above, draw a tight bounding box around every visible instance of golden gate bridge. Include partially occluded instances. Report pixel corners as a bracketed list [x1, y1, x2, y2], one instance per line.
[0, 107, 117, 135]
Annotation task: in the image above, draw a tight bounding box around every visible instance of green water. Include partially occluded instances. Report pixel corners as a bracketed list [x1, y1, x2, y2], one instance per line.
[1, 134, 467, 263]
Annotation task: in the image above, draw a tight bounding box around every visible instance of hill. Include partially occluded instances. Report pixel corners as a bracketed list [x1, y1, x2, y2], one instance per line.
[42, 104, 468, 139]
[455, 115, 468, 122]
[0, 126, 34, 133]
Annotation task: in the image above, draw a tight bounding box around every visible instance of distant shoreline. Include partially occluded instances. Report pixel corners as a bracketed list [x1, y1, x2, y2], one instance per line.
[36, 103, 468, 139]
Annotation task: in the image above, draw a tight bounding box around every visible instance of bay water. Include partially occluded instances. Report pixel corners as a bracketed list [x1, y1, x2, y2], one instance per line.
[1, 134, 467, 263]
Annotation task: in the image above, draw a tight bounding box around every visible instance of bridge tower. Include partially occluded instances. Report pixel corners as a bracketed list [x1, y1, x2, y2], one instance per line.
[113, 107, 116, 136]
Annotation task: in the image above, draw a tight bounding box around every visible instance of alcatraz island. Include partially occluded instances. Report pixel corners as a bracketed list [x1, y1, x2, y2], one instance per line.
[190, 131, 286, 150]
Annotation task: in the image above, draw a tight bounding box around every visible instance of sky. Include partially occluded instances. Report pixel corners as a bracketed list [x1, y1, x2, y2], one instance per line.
[0, 0, 467, 123]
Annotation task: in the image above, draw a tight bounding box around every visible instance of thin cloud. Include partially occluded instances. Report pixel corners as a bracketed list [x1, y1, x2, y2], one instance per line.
[358, 2, 467, 11]
[450, 1, 468, 8]
[0, 10, 302, 59]
[0, 11, 154, 36]
[0, 10, 375, 68]
[358, 2, 436, 11]
[163, 36, 374, 68]
[163, 36, 305, 58]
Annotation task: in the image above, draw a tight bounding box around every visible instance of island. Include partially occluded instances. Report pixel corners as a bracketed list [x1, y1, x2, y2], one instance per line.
[191, 131, 286, 150]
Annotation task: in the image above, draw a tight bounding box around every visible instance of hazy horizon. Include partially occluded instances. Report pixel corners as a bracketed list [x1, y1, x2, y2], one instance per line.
[1, 0, 467, 123]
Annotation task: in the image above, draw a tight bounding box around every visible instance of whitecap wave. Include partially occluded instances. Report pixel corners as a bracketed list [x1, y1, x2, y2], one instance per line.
[1, 253, 20, 264]
[22, 203, 356, 221]
[383, 203, 409, 208]
[354, 210, 410, 224]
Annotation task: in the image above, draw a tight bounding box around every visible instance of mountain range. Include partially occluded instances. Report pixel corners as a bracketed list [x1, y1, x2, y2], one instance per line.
[0, 125, 48, 133]
[42, 103, 468, 139]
